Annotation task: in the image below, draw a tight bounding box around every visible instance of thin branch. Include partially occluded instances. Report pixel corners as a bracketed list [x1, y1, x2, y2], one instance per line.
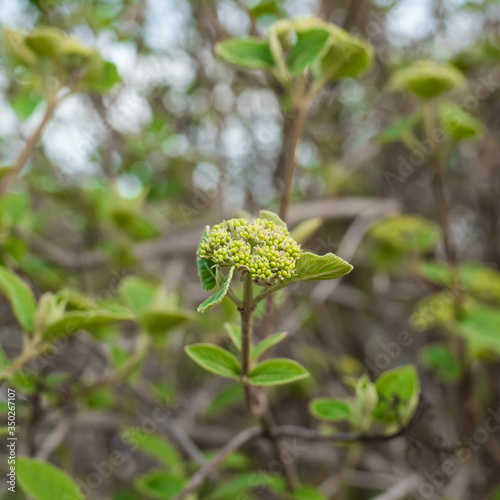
[174, 421, 414, 500]
[0, 96, 61, 198]
[173, 426, 263, 500]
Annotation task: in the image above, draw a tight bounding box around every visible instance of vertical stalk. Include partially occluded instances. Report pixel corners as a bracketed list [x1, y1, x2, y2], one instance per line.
[240, 272, 254, 409]
[278, 102, 308, 221]
[423, 103, 458, 269]
[238, 272, 300, 491]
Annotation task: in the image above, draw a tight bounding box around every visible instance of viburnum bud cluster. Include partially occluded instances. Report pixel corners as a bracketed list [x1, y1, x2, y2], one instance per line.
[198, 218, 301, 284]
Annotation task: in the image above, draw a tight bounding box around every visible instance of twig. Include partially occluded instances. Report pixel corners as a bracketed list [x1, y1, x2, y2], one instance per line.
[126, 385, 210, 471]
[173, 426, 263, 500]
[312, 200, 400, 302]
[369, 474, 421, 500]
[0, 96, 61, 198]
[174, 421, 414, 500]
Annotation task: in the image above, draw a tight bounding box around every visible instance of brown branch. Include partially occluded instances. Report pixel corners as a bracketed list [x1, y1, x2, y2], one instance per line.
[278, 103, 308, 221]
[0, 97, 60, 198]
[173, 426, 263, 500]
[174, 422, 413, 500]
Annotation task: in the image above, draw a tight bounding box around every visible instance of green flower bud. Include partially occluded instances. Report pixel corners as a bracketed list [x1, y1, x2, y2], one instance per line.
[200, 217, 302, 285]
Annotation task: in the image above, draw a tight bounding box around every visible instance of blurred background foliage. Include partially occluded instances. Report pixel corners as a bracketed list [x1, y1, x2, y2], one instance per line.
[1, 0, 500, 499]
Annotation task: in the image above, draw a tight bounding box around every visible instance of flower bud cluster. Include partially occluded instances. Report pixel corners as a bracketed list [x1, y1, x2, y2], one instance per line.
[199, 218, 301, 283]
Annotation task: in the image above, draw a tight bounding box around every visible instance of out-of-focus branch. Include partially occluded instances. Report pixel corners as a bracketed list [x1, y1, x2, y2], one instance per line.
[173, 426, 263, 500]
[0, 97, 60, 198]
[174, 419, 414, 500]
[19, 198, 400, 270]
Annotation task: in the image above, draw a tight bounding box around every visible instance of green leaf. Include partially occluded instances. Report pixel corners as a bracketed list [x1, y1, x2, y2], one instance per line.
[309, 398, 352, 421]
[2, 29, 37, 67]
[205, 471, 280, 500]
[0, 165, 13, 182]
[134, 470, 186, 500]
[0, 266, 36, 332]
[17, 457, 84, 500]
[25, 27, 66, 58]
[285, 252, 353, 284]
[34, 292, 65, 333]
[251, 0, 280, 17]
[439, 102, 483, 142]
[259, 209, 287, 228]
[224, 323, 241, 351]
[456, 305, 500, 357]
[288, 28, 331, 76]
[86, 60, 121, 92]
[390, 60, 464, 99]
[370, 215, 440, 252]
[121, 427, 182, 470]
[206, 383, 244, 418]
[140, 309, 191, 335]
[42, 308, 134, 340]
[197, 226, 217, 291]
[197, 266, 235, 313]
[320, 25, 374, 79]
[251, 331, 287, 360]
[419, 343, 462, 382]
[292, 485, 328, 500]
[185, 343, 241, 378]
[374, 365, 420, 429]
[10, 91, 43, 120]
[376, 114, 420, 144]
[215, 38, 275, 70]
[290, 218, 323, 244]
[119, 276, 157, 314]
[248, 358, 309, 386]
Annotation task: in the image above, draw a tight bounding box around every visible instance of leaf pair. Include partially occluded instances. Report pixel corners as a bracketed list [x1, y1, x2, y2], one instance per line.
[120, 276, 192, 335]
[3, 27, 120, 93]
[215, 16, 374, 84]
[0, 266, 134, 340]
[185, 343, 309, 386]
[310, 365, 420, 434]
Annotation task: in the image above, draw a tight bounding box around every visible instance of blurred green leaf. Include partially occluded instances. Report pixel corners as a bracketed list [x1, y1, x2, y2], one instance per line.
[373, 365, 420, 430]
[206, 383, 244, 418]
[0, 266, 36, 332]
[215, 38, 275, 70]
[17, 457, 84, 500]
[419, 343, 462, 382]
[288, 28, 331, 76]
[122, 427, 182, 470]
[134, 470, 185, 500]
[376, 113, 420, 144]
[292, 485, 328, 500]
[290, 217, 323, 244]
[140, 309, 191, 335]
[309, 397, 352, 421]
[390, 60, 464, 99]
[456, 305, 500, 357]
[42, 308, 134, 339]
[439, 102, 483, 142]
[119, 276, 157, 314]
